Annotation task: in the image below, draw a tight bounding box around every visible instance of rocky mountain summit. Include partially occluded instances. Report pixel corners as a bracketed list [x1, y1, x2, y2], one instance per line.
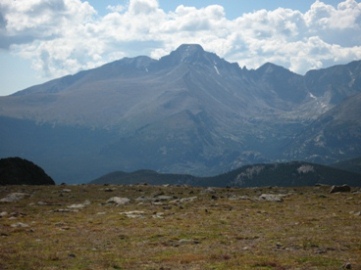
[0, 44, 361, 183]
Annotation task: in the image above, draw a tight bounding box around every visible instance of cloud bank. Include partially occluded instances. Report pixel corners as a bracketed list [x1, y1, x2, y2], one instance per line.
[1, 0, 361, 79]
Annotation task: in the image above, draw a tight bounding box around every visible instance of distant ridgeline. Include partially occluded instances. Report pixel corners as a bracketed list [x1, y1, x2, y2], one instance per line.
[0, 157, 55, 185]
[90, 161, 361, 187]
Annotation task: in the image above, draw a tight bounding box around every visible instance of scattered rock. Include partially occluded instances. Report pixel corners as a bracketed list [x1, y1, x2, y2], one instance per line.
[68, 200, 91, 209]
[178, 238, 200, 245]
[0, 211, 8, 217]
[152, 212, 164, 218]
[120, 210, 145, 218]
[228, 195, 252, 201]
[179, 196, 197, 203]
[0, 193, 30, 203]
[155, 195, 174, 201]
[106, 197, 130, 206]
[259, 194, 284, 202]
[11, 222, 29, 228]
[349, 211, 361, 216]
[37, 201, 47, 206]
[330, 185, 351, 193]
[9, 211, 26, 217]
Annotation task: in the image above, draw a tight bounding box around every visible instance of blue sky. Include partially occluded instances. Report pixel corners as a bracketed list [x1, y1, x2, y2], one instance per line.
[0, 0, 360, 96]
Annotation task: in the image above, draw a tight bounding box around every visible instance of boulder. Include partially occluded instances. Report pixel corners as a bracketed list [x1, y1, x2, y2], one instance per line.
[330, 185, 351, 193]
[120, 210, 145, 218]
[68, 200, 91, 209]
[106, 197, 130, 205]
[259, 194, 284, 202]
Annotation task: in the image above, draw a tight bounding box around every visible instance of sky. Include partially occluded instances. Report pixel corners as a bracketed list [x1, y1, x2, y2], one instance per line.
[0, 0, 361, 96]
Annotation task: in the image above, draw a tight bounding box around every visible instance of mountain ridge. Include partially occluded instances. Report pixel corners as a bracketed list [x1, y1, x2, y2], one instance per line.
[0, 44, 360, 183]
[90, 161, 361, 187]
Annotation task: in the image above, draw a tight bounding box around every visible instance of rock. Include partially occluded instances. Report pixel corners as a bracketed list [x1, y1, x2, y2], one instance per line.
[330, 185, 351, 193]
[259, 194, 284, 202]
[152, 212, 164, 218]
[68, 200, 91, 209]
[37, 201, 47, 206]
[11, 222, 29, 228]
[179, 196, 197, 203]
[228, 195, 252, 201]
[0, 192, 29, 203]
[0, 211, 8, 217]
[154, 195, 174, 202]
[343, 262, 352, 269]
[120, 210, 145, 218]
[9, 211, 26, 217]
[107, 197, 130, 206]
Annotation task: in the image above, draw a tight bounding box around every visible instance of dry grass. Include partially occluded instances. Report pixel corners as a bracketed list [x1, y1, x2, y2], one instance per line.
[0, 184, 360, 269]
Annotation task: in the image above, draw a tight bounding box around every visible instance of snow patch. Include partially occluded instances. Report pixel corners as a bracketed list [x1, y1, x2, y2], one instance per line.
[214, 65, 220, 75]
[297, 165, 314, 174]
[309, 92, 317, 99]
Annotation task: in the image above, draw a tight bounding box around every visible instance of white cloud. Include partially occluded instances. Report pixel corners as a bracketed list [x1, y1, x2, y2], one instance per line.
[1, 0, 361, 81]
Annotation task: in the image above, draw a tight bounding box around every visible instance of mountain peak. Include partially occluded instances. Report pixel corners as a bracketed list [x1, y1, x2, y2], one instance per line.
[159, 44, 215, 67]
[175, 44, 205, 54]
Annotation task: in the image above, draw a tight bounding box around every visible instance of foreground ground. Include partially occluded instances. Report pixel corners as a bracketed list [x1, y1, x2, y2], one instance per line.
[0, 184, 360, 270]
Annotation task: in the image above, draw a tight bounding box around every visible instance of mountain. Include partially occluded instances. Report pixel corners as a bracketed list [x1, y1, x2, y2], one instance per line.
[0, 157, 55, 185]
[205, 161, 361, 187]
[0, 44, 361, 183]
[90, 170, 197, 186]
[283, 92, 361, 164]
[332, 156, 361, 175]
[89, 161, 361, 187]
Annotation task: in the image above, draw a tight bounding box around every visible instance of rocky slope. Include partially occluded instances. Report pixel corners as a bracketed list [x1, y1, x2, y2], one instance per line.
[0, 44, 360, 183]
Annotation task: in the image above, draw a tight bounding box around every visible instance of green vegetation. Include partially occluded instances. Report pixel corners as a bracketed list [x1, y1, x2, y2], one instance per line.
[1, 184, 360, 269]
[90, 161, 361, 187]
